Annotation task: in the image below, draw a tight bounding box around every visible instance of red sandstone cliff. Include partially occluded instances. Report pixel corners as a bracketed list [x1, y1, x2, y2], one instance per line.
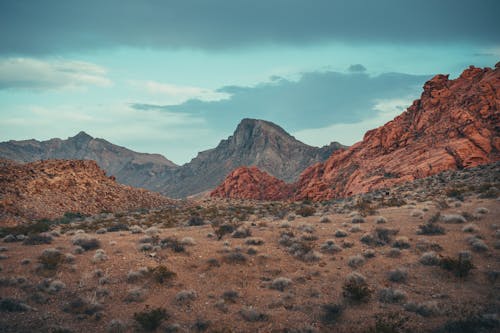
[210, 166, 294, 200]
[211, 64, 500, 201]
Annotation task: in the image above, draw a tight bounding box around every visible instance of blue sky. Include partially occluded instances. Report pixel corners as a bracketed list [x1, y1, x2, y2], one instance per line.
[0, 1, 498, 164]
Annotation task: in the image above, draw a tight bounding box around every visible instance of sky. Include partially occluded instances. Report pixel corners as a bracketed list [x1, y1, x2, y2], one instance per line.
[0, 1, 498, 164]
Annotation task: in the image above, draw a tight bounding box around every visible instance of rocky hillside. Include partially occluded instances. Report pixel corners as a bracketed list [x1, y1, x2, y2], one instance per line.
[0, 159, 175, 224]
[210, 166, 294, 201]
[212, 64, 500, 201]
[157, 119, 344, 198]
[0, 131, 178, 189]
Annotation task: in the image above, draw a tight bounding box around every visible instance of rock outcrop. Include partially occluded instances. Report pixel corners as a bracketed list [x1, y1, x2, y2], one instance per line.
[210, 166, 294, 201]
[0, 159, 175, 223]
[212, 64, 500, 201]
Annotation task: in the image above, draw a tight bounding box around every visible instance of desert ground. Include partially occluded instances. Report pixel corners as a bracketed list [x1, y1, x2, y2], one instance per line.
[1, 164, 499, 333]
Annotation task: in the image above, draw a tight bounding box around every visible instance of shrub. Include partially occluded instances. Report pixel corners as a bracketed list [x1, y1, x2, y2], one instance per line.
[375, 216, 387, 224]
[462, 224, 479, 233]
[467, 236, 489, 252]
[221, 290, 239, 303]
[270, 277, 292, 291]
[410, 210, 424, 218]
[342, 272, 371, 302]
[47, 280, 66, 293]
[335, 229, 348, 238]
[370, 312, 409, 333]
[404, 301, 439, 317]
[23, 233, 53, 245]
[440, 251, 474, 277]
[420, 252, 440, 266]
[130, 225, 143, 234]
[160, 237, 185, 252]
[320, 216, 331, 223]
[145, 226, 159, 236]
[149, 265, 176, 284]
[417, 218, 445, 235]
[296, 206, 315, 217]
[348, 255, 365, 268]
[188, 215, 204, 226]
[175, 290, 197, 304]
[363, 249, 376, 258]
[392, 236, 411, 249]
[378, 288, 407, 303]
[93, 249, 108, 262]
[351, 216, 365, 224]
[321, 303, 343, 324]
[107, 319, 127, 333]
[38, 248, 64, 270]
[475, 207, 489, 215]
[181, 237, 196, 246]
[239, 307, 269, 322]
[134, 307, 169, 331]
[223, 251, 247, 264]
[0, 298, 31, 312]
[245, 237, 264, 246]
[388, 268, 408, 282]
[442, 214, 466, 224]
[71, 234, 100, 251]
[232, 226, 251, 238]
[214, 223, 235, 240]
[320, 240, 342, 254]
[62, 296, 102, 316]
[125, 288, 147, 303]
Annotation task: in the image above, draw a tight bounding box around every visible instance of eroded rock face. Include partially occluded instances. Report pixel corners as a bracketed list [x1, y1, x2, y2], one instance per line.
[212, 65, 500, 201]
[210, 166, 294, 201]
[0, 159, 175, 223]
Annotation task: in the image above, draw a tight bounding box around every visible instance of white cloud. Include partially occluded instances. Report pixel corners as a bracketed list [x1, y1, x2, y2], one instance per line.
[0, 102, 219, 164]
[128, 80, 229, 104]
[0, 57, 112, 91]
[294, 97, 414, 147]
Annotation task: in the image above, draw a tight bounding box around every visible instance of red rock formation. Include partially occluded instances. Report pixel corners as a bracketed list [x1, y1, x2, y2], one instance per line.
[212, 64, 500, 201]
[210, 166, 294, 200]
[0, 159, 175, 224]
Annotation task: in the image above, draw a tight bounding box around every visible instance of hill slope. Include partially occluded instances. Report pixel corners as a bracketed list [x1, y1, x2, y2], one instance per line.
[0, 159, 175, 223]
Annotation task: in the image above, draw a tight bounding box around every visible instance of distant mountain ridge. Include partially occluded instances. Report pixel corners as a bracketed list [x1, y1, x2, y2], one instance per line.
[0, 119, 345, 198]
[0, 131, 178, 190]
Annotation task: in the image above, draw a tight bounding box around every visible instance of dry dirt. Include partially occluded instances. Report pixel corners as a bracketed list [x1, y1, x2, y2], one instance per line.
[0, 196, 499, 332]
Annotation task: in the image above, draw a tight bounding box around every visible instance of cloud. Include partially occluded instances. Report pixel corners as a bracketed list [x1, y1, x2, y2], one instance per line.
[128, 80, 229, 104]
[0, 103, 216, 164]
[0, 58, 112, 91]
[294, 97, 414, 146]
[134, 70, 430, 133]
[1, 0, 498, 55]
[348, 64, 367, 72]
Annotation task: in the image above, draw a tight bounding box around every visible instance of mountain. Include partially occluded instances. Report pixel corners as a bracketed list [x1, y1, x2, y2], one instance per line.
[211, 64, 500, 201]
[0, 131, 178, 189]
[155, 119, 345, 198]
[0, 159, 175, 224]
[0, 120, 344, 198]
